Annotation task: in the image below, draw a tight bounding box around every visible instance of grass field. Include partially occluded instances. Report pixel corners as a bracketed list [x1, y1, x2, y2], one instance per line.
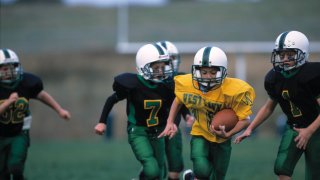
[25, 137, 305, 180]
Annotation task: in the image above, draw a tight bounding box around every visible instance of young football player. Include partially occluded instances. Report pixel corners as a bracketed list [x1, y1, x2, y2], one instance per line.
[156, 40, 194, 180]
[235, 31, 320, 180]
[0, 48, 71, 180]
[159, 46, 255, 180]
[94, 43, 176, 180]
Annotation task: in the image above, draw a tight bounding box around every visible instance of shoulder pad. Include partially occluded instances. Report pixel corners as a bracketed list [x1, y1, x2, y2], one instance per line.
[114, 73, 139, 90]
[299, 62, 320, 82]
[264, 69, 277, 84]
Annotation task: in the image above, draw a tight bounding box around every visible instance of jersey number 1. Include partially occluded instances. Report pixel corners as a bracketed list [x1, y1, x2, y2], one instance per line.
[282, 90, 302, 117]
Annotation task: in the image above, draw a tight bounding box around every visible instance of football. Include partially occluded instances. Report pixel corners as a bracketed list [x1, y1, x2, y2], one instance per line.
[211, 109, 238, 132]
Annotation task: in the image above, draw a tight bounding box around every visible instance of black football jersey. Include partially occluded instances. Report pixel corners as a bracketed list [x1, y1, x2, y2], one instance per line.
[100, 73, 175, 128]
[0, 73, 43, 137]
[265, 62, 320, 128]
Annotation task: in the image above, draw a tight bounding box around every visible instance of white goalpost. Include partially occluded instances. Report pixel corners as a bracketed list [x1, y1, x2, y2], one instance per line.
[115, 3, 320, 81]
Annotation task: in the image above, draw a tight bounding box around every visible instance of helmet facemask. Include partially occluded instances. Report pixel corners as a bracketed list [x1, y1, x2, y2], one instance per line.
[140, 59, 174, 83]
[192, 65, 227, 93]
[271, 48, 306, 72]
[0, 62, 23, 86]
[156, 41, 180, 74]
[272, 31, 309, 76]
[170, 53, 180, 74]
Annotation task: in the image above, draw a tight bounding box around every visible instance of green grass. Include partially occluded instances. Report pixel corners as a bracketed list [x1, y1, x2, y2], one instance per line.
[25, 137, 305, 180]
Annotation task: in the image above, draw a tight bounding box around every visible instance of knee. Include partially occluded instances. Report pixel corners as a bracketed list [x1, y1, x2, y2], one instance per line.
[274, 164, 292, 177]
[193, 158, 211, 179]
[7, 163, 24, 180]
[142, 160, 161, 180]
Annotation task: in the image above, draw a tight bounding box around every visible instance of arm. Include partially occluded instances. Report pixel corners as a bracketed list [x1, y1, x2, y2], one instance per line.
[0, 92, 18, 114]
[293, 97, 320, 150]
[215, 117, 251, 139]
[158, 97, 183, 138]
[95, 93, 120, 135]
[180, 105, 194, 127]
[234, 98, 277, 143]
[36, 90, 71, 120]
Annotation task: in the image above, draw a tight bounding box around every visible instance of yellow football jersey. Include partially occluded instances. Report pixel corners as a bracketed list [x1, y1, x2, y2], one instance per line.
[174, 74, 255, 143]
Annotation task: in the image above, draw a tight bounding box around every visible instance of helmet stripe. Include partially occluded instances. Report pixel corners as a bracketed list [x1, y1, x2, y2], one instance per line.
[3, 49, 11, 58]
[153, 44, 165, 55]
[279, 31, 290, 50]
[160, 41, 167, 49]
[202, 47, 211, 66]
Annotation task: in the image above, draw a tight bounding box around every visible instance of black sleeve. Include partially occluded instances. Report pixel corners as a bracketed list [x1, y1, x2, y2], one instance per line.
[99, 93, 120, 124]
[304, 63, 320, 98]
[24, 73, 44, 98]
[264, 70, 276, 100]
[180, 105, 190, 120]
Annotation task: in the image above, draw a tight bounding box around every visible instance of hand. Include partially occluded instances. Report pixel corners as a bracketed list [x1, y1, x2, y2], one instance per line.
[158, 122, 177, 139]
[8, 92, 19, 104]
[59, 109, 71, 120]
[234, 129, 252, 144]
[94, 123, 106, 135]
[293, 127, 312, 150]
[185, 114, 195, 127]
[210, 124, 229, 139]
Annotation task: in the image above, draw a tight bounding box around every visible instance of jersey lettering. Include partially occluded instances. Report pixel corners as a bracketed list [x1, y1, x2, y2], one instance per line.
[0, 97, 29, 124]
[183, 93, 222, 112]
[282, 90, 302, 117]
[144, 100, 162, 127]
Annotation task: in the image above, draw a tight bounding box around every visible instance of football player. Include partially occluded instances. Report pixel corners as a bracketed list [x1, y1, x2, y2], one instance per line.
[0, 49, 71, 180]
[94, 43, 176, 180]
[156, 41, 194, 180]
[159, 46, 255, 180]
[235, 31, 320, 180]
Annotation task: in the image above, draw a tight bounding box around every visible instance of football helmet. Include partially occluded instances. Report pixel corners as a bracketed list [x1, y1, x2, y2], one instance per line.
[271, 31, 309, 72]
[156, 41, 180, 74]
[136, 43, 173, 82]
[192, 46, 227, 92]
[0, 49, 23, 87]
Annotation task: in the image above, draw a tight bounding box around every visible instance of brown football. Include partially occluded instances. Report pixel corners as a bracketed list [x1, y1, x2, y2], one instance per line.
[211, 109, 238, 132]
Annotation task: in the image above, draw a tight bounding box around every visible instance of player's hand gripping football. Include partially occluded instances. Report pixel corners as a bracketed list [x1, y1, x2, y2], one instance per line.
[94, 123, 107, 135]
[158, 122, 177, 139]
[209, 124, 229, 139]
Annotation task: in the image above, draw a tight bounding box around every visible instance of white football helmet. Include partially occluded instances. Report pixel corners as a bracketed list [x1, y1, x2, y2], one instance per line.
[192, 46, 227, 92]
[0, 49, 23, 87]
[136, 43, 173, 82]
[271, 31, 309, 72]
[156, 41, 180, 74]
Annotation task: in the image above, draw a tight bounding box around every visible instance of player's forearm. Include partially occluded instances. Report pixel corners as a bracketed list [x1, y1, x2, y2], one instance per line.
[167, 98, 182, 124]
[99, 93, 119, 124]
[247, 99, 276, 131]
[0, 101, 11, 114]
[228, 118, 250, 137]
[37, 91, 63, 113]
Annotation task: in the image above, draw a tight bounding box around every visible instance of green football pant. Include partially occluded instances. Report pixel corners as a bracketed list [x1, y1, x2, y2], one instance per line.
[128, 125, 166, 180]
[165, 128, 183, 173]
[190, 136, 231, 180]
[0, 130, 30, 180]
[274, 125, 320, 179]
